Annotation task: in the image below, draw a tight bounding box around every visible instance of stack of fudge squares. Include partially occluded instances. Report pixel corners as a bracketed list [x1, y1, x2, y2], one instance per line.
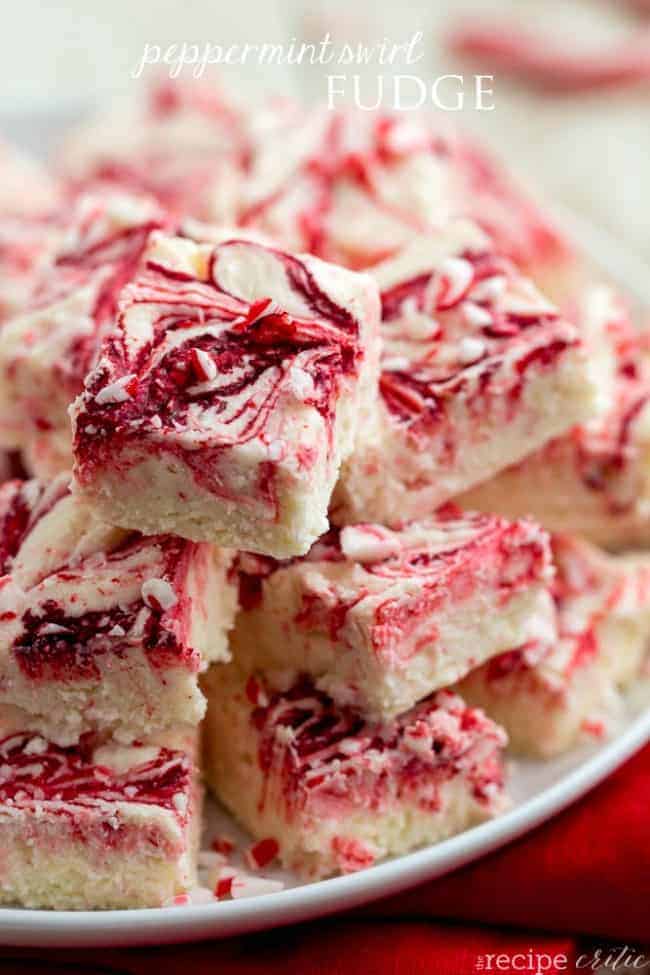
[0, 79, 648, 908]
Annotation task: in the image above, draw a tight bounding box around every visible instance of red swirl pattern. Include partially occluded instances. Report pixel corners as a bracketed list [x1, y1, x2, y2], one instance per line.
[0, 732, 191, 818]
[251, 676, 506, 815]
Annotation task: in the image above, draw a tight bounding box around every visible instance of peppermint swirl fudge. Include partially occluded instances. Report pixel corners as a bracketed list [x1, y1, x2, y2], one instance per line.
[71, 232, 381, 557]
[0, 726, 201, 909]
[460, 286, 650, 550]
[457, 534, 650, 756]
[202, 669, 507, 879]
[332, 221, 599, 525]
[231, 510, 555, 719]
[0, 475, 235, 745]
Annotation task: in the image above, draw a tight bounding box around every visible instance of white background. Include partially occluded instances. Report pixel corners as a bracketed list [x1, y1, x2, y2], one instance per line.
[1, 0, 650, 261]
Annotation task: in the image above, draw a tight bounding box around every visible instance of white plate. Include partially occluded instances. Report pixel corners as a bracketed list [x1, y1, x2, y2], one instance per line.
[0, 707, 647, 948]
[1, 112, 649, 948]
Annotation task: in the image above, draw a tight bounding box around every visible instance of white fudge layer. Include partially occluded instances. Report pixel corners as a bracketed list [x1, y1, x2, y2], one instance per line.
[202, 665, 507, 879]
[232, 513, 555, 719]
[0, 475, 236, 745]
[0, 726, 201, 909]
[71, 233, 381, 557]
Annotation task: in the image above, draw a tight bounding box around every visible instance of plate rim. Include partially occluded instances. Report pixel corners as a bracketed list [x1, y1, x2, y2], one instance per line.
[1, 708, 647, 948]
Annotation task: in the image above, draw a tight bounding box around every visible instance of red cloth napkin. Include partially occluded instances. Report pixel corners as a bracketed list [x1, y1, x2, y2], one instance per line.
[0, 923, 578, 975]
[362, 742, 650, 942]
[0, 744, 647, 973]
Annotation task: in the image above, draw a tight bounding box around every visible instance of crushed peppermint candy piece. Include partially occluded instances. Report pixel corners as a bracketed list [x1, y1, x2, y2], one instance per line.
[430, 257, 474, 311]
[39, 623, 71, 636]
[168, 893, 190, 906]
[458, 337, 487, 364]
[94, 374, 138, 406]
[245, 837, 279, 870]
[340, 525, 402, 563]
[191, 348, 217, 383]
[215, 876, 234, 899]
[289, 365, 315, 400]
[469, 275, 507, 302]
[245, 675, 269, 708]
[463, 301, 493, 328]
[211, 834, 236, 855]
[166, 887, 215, 907]
[232, 297, 281, 332]
[141, 578, 178, 612]
[231, 875, 285, 899]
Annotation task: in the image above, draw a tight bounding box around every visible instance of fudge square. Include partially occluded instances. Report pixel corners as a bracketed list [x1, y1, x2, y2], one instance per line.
[240, 105, 577, 299]
[61, 78, 251, 225]
[0, 183, 169, 478]
[0, 475, 235, 746]
[0, 726, 201, 909]
[202, 665, 507, 879]
[457, 534, 650, 757]
[71, 232, 381, 557]
[331, 220, 599, 526]
[232, 510, 556, 720]
[460, 286, 650, 550]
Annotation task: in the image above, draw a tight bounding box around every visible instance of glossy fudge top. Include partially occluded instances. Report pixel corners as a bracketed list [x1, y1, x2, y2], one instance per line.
[0, 476, 205, 680]
[236, 509, 553, 614]
[372, 222, 580, 436]
[73, 232, 378, 475]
